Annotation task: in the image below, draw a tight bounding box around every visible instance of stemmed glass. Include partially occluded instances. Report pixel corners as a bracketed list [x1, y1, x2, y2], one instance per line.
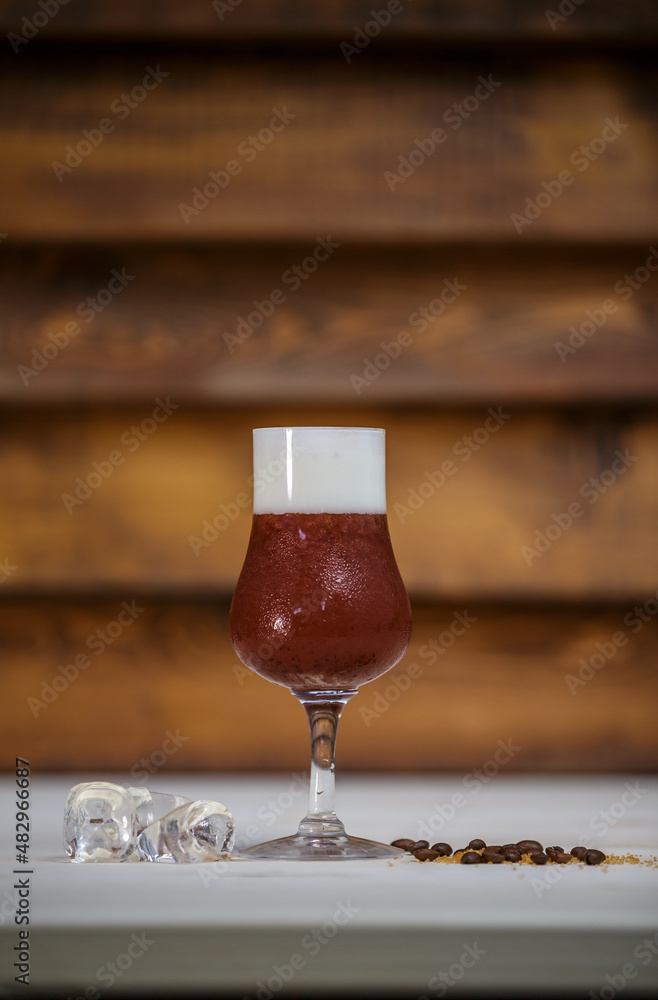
[229, 427, 412, 859]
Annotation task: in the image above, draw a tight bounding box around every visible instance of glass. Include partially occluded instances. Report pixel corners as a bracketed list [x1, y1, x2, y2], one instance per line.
[229, 427, 412, 859]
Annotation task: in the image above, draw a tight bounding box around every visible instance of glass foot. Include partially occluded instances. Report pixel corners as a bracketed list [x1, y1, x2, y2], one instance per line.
[238, 832, 399, 860]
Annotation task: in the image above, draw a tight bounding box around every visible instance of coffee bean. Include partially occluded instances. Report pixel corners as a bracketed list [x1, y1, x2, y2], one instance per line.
[481, 849, 504, 864]
[430, 842, 452, 857]
[460, 851, 483, 864]
[391, 834, 603, 868]
[414, 848, 440, 862]
[517, 839, 543, 854]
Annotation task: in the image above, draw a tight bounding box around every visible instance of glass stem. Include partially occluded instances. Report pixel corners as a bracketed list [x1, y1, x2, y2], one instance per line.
[293, 690, 356, 839]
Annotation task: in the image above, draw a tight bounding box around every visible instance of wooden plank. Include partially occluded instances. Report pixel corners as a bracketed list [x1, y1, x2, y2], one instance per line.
[1, 55, 657, 241]
[1, 600, 656, 772]
[2, 244, 658, 405]
[0, 407, 656, 599]
[2, 0, 657, 40]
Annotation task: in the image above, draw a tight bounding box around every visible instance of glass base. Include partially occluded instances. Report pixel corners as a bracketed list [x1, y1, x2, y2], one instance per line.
[238, 833, 399, 861]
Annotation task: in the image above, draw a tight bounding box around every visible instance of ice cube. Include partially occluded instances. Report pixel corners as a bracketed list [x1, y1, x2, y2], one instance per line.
[64, 782, 232, 864]
[64, 781, 138, 863]
[64, 783, 193, 862]
[137, 799, 235, 863]
[127, 786, 190, 831]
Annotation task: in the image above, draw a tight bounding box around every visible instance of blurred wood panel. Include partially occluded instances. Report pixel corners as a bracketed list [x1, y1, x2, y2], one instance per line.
[2, 55, 657, 241]
[2, 0, 658, 40]
[0, 407, 656, 599]
[2, 245, 658, 405]
[2, 599, 656, 772]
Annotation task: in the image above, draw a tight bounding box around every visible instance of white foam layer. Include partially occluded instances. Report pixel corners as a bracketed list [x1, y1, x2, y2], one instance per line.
[252, 427, 386, 514]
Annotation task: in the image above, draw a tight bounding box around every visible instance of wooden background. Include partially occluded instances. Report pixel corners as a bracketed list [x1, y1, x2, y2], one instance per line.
[1, 0, 657, 774]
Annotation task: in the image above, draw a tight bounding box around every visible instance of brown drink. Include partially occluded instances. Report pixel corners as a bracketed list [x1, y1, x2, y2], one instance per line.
[230, 511, 411, 691]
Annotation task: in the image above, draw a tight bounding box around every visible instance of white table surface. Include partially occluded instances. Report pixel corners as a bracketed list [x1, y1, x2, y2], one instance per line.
[1, 773, 657, 997]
